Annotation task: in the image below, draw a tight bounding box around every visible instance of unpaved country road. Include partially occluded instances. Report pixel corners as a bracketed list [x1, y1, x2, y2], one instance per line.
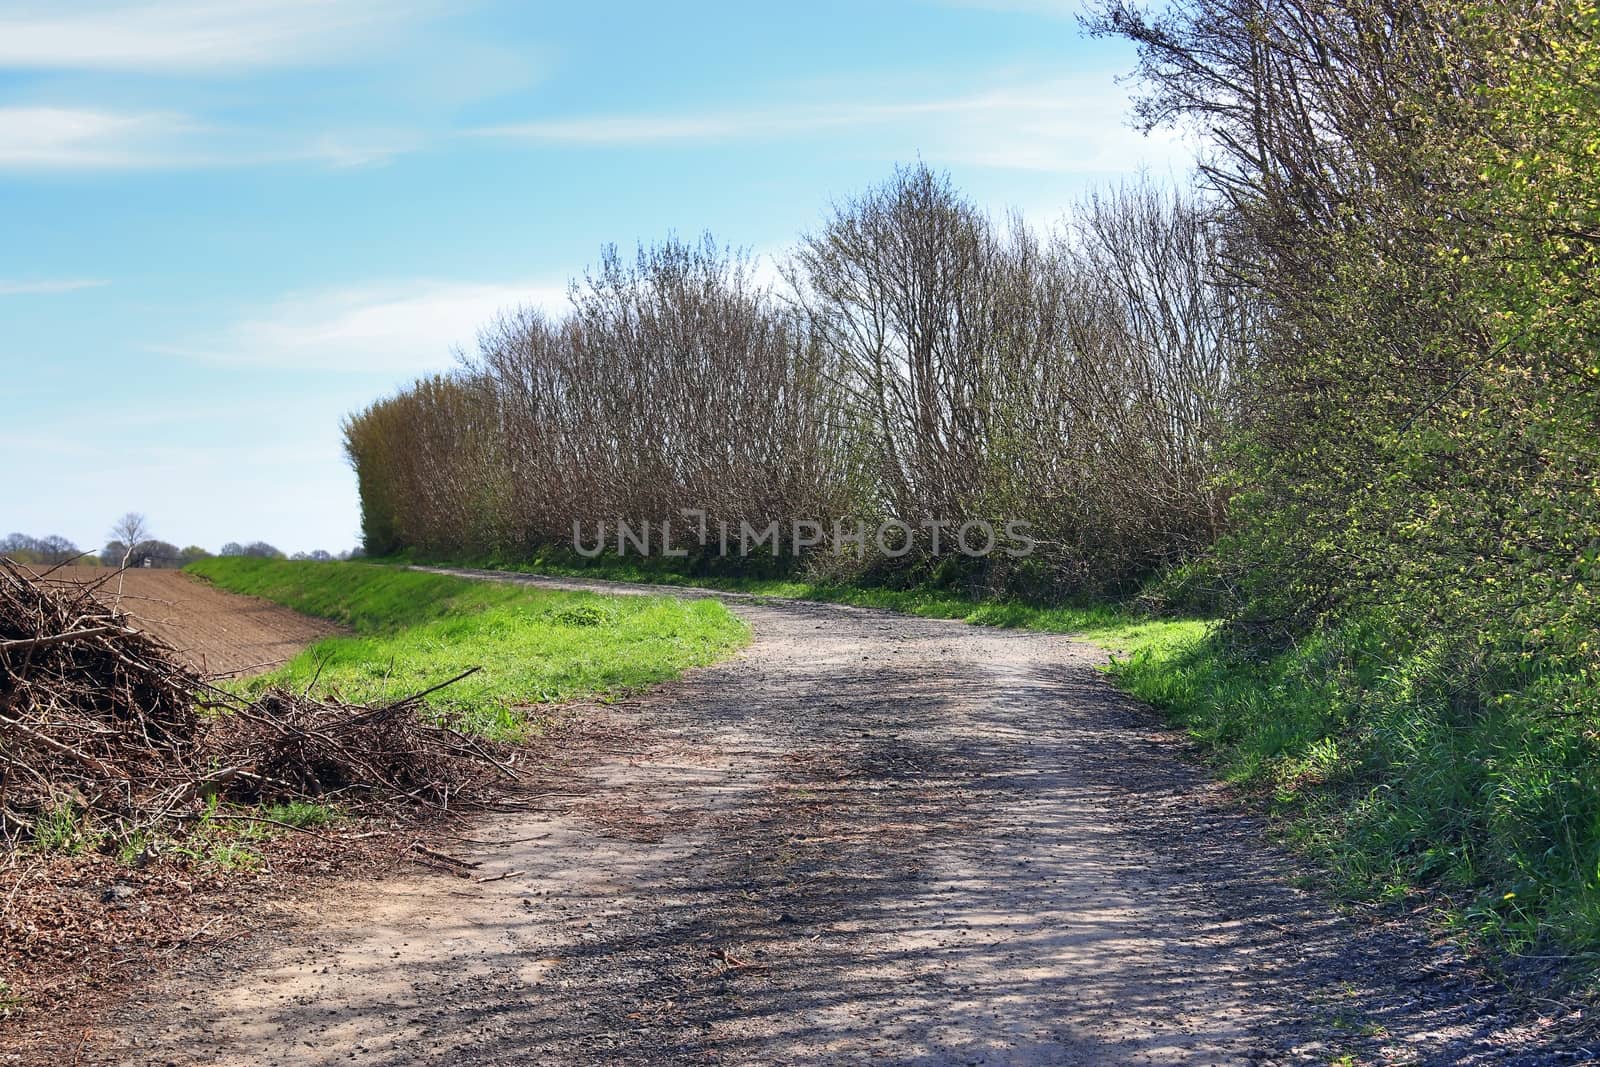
[99, 572, 1581, 1066]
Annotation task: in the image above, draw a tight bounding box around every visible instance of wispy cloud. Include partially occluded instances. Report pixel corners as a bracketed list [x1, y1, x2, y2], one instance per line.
[154, 280, 570, 374]
[0, 106, 418, 171]
[473, 77, 1190, 173]
[0, 1, 432, 74]
[0, 278, 108, 295]
[0, 107, 201, 168]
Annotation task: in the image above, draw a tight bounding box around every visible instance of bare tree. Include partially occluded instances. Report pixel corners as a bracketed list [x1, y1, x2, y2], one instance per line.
[110, 513, 149, 550]
[342, 170, 1243, 596]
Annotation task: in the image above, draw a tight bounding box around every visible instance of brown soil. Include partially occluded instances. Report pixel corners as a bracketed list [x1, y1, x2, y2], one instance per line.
[53, 572, 1591, 1066]
[39, 567, 344, 677]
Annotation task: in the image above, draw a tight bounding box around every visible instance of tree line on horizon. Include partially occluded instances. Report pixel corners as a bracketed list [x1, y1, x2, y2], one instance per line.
[2, 513, 357, 569]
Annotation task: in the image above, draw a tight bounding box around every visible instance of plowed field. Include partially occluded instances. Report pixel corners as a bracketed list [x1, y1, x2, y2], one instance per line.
[41, 566, 343, 678]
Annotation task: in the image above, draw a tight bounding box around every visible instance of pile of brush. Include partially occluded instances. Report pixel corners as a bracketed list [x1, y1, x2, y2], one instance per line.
[203, 677, 514, 810]
[0, 560, 205, 839]
[0, 558, 513, 846]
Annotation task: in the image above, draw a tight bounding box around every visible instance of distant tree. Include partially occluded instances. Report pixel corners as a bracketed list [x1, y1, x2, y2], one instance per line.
[308, 549, 334, 562]
[101, 538, 180, 568]
[1, 533, 82, 565]
[220, 542, 245, 557]
[38, 535, 80, 563]
[177, 545, 212, 566]
[110, 513, 150, 555]
[241, 541, 284, 559]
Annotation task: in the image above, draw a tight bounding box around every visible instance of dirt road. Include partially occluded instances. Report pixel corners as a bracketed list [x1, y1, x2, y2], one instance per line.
[98, 573, 1578, 1065]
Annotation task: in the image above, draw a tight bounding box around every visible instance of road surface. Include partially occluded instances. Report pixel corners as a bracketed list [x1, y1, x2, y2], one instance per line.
[101, 572, 1570, 1065]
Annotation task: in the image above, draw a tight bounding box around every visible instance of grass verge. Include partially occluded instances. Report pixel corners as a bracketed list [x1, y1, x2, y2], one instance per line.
[186, 557, 749, 739]
[416, 554, 1208, 653]
[1112, 620, 1600, 978]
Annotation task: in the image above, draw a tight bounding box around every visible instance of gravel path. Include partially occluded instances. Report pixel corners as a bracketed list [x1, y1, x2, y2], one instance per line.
[97, 572, 1586, 1065]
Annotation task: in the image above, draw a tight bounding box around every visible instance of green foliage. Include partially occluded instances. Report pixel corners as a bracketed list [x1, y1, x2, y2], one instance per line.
[106, 802, 336, 873]
[1113, 615, 1600, 958]
[259, 801, 334, 830]
[1094, 0, 1600, 965]
[30, 801, 99, 855]
[187, 557, 749, 739]
[551, 603, 612, 627]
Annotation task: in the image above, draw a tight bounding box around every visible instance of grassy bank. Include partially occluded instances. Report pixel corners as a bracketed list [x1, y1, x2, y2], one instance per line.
[1114, 622, 1600, 975]
[187, 558, 749, 738]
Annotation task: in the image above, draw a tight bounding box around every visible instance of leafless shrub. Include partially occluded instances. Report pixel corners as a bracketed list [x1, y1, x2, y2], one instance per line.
[790, 166, 1243, 593]
[345, 170, 1246, 597]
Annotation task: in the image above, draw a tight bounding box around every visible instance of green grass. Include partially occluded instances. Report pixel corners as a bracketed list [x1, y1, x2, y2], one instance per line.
[0, 980, 22, 1020]
[258, 800, 335, 829]
[1111, 618, 1600, 974]
[423, 554, 1206, 653]
[186, 557, 749, 739]
[30, 800, 101, 855]
[157, 799, 334, 871]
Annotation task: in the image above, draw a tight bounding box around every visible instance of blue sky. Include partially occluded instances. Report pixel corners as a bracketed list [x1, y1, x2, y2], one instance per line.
[0, 0, 1190, 555]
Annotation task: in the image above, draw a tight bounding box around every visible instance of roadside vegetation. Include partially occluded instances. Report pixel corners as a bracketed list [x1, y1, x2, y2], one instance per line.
[418, 554, 1208, 657]
[336, 0, 1600, 983]
[188, 557, 749, 739]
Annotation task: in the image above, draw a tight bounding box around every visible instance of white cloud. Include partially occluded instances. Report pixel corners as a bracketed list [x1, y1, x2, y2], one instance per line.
[0, 106, 201, 168]
[477, 103, 904, 145]
[155, 280, 571, 373]
[0, 278, 108, 295]
[474, 76, 1192, 175]
[0, 1, 431, 74]
[288, 130, 424, 170]
[0, 106, 418, 170]
[481, 113, 775, 144]
[923, 83, 1193, 172]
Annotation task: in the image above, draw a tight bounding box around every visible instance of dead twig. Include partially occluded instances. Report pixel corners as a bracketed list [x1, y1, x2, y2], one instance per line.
[409, 843, 481, 868]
